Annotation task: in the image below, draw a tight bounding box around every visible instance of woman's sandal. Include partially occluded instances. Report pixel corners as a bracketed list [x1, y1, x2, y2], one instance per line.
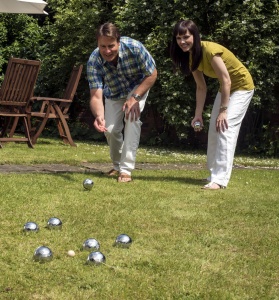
[117, 173, 132, 183]
[202, 182, 226, 190]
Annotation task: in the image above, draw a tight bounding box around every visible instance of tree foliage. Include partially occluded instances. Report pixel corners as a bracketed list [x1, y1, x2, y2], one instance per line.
[114, 0, 279, 153]
[0, 0, 278, 155]
[0, 14, 44, 82]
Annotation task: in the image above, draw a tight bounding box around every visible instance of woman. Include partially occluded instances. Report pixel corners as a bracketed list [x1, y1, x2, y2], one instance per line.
[170, 20, 254, 190]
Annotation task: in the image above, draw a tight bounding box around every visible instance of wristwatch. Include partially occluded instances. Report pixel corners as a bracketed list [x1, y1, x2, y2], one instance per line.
[132, 93, 142, 101]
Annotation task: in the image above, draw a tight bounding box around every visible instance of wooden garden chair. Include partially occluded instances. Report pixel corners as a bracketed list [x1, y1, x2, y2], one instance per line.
[28, 64, 83, 147]
[0, 57, 41, 148]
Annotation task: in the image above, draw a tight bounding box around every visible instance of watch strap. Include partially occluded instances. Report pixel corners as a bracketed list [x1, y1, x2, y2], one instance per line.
[132, 93, 142, 101]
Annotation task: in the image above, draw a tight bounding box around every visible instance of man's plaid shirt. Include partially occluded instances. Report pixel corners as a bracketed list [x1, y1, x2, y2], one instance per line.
[87, 37, 156, 100]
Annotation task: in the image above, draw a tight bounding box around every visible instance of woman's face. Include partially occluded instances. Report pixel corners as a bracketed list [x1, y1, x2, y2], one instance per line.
[176, 29, 194, 52]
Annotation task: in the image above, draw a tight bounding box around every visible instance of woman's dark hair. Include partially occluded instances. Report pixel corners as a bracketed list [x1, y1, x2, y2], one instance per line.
[170, 20, 202, 75]
[96, 22, 121, 42]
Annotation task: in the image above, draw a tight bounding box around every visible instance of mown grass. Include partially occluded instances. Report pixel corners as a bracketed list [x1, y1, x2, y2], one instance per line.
[0, 138, 279, 299]
[0, 137, 278, 167]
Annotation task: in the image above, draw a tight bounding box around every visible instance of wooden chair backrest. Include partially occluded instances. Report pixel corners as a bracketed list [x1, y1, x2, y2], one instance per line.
[0, 57, 41, 107]
[60, 65, 83, 115]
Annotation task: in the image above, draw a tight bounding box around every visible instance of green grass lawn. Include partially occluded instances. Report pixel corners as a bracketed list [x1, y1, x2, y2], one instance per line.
[0, 138, 279, 299]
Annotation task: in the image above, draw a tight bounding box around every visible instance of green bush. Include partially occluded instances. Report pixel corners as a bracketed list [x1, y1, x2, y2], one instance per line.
[1, 0, 278, 155]
[114, 0, 279, 154]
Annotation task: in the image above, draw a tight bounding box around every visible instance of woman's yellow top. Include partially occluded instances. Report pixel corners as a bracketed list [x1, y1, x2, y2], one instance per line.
[197, 41, 254, 92]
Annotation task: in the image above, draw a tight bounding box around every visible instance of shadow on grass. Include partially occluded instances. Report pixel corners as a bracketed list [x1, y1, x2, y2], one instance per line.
[134, 174, 203, 186]
[32, 171, 203, 187]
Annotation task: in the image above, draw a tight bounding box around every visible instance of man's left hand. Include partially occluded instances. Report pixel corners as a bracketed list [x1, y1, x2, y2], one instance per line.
[122, 98, 140, 121]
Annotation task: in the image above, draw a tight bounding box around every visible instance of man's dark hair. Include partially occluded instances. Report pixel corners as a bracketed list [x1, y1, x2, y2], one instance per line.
[96, 23, 121, 42]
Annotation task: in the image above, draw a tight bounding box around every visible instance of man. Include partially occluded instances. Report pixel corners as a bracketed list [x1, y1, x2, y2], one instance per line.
[87, 23, 157, 182]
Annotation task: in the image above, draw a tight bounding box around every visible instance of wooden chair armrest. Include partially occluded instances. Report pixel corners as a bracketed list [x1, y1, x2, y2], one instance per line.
[31, 97, 72, 103]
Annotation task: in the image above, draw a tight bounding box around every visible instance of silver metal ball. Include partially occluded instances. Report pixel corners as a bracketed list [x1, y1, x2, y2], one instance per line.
[23, 222, 39, 232]
[83, 178, 94, 190]
[33, 246, 53, 263]
[114, 234, 132, 248]
[82, 238, 100, 251]
[87, 251, 106, 265]
[47, 217, 62, 230]
[194, 121, 201, 130]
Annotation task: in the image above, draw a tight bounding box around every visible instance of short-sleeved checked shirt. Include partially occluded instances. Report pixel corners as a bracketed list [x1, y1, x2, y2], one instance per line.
[87, 36, 156, 100]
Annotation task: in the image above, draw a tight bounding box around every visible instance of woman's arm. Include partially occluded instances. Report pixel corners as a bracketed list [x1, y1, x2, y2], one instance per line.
[210, 55, 231, 109]
[210, 55, 231, 132]
[191, 69, 207, 129]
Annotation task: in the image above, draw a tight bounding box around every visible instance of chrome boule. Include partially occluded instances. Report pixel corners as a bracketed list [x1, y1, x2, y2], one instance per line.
[82, 238, 100, 251]
[47, 217, 62, 230]
[87, 251, 106, 265]
[33, 246, 53, 263]
[83, 178, 94, 190]
[23, 222, 39, 232]
[114, 234, 132, 248]
[194, 121, 201, 130]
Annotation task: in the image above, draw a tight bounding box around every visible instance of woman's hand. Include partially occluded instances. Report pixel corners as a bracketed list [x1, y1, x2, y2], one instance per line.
[191, 117, 203, 132]
[216, 111, 228, 132]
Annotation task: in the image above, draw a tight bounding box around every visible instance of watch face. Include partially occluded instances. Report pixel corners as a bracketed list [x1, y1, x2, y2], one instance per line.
[132, 94, 141, 101]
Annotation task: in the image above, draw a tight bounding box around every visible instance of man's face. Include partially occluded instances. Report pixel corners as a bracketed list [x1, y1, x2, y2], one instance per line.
[98, 36, 120, 64]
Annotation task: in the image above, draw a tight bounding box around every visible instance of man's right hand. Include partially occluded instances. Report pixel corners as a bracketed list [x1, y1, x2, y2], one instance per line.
[94, 116, 107, 132]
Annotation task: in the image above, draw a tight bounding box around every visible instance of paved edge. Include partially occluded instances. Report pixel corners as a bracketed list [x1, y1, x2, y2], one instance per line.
[0, 163, 206, 174]
[0, 162, 278, 174]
